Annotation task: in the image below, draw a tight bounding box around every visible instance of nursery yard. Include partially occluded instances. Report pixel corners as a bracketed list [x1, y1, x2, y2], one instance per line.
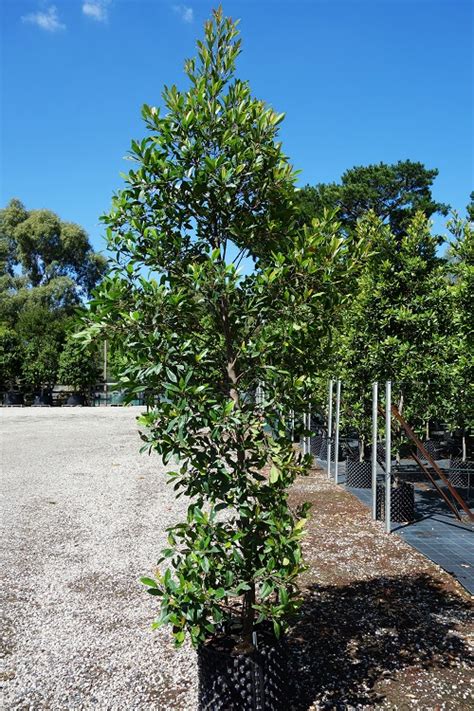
[1, 408, 473, 710]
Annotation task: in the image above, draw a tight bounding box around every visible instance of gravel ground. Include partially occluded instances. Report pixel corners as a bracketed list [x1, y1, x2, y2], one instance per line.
[1, 407, 197, 710]
[1, 408, 473, 710]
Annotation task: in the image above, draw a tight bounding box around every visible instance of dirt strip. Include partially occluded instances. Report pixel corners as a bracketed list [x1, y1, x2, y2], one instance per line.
[287, 466, 473, 710]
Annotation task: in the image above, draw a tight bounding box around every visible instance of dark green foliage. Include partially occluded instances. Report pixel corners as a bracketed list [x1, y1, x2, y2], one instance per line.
[16, 305, 67, 391]
[57, 335, 100, 392]
[467, 191, 474, 222]
[0, 326, 22, 391]
[339, 212, 453, 449]
[297, 160, 449, 236]
[446, 216, 473, 437]
[81, 8, 365, 649]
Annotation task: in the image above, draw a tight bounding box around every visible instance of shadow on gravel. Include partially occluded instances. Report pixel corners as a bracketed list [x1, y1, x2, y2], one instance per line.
[287, 574, 473, 709]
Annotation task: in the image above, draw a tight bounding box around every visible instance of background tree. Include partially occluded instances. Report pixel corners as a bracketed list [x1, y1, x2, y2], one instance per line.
[81, 7, 365, 654]
[57, 335, 100, 397]
[466, 191, 474, 222]
[339, 211, 453, 451]
[1, 199, 107, 296]
[16, 305, 67, 395]
[296, 160, 449, 236]
[0, 199, 107, 393]
[446, 215, 473, 458]
[0, 326, 22, 392]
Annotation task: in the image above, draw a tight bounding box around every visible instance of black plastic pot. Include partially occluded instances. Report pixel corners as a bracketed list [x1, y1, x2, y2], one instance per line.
[33, 392, 53, 407]
[449, 459, 472, 488]
[4, 391, 24, 406]
[376, 481, 415, 523]
[198, 628, 288, 710]
[310, 433, 324, 457]
[346, 459, 372, 488]
[318, 439, 338, 462]
[66, 393, 86, 407]
[417, 439, 443, 461]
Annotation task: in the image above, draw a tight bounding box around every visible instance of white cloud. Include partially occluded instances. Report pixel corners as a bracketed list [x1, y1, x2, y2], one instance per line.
[173, 5, 193, 24]
[22, 5, 66, 32]
[82, 1, 110, 23]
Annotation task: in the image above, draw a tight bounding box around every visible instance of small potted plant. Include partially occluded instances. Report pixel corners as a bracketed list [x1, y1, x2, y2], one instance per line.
[57, 335, 99, 406]
[80, 8, 364, 707]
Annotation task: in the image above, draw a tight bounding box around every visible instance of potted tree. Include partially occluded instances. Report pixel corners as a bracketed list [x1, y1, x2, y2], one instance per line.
[15, 305, 68, 406]
[80, 8, 364, 707]
[0, 326, 23, 406]
[446, 214, 473, 486]
[57, 335, 99, 406]
[340, 211, 453, 486]
[21, 337, 60, 406]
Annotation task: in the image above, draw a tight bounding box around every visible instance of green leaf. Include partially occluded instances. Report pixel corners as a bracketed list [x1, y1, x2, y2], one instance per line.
[269, 465, 280, 484]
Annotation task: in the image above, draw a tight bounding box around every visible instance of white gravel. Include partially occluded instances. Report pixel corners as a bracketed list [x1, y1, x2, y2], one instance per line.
[1, 407, 197, 710]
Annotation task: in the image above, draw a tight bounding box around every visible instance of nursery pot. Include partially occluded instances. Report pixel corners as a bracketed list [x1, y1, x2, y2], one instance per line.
[66, 393, 86, 407]
[319, 438, 337, 462]
[4, 390, 24, 406]
[33, 391, 53, 407]
[417, 439, 442, 461]
[198, 627, 288, 711]
[376, 481, 415, 523]
[310, 433, 324, 457]
[449, 458, 472, 488]
[346, 459, 372, 488]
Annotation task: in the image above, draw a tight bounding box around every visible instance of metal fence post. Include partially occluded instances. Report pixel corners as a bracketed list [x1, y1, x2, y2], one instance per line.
[307, 404, 312, 461]
[372, 382, 378, 519]
[327, 379, 334, 479]
[334, 380, 341, 484]
[385, 381, 391, 533]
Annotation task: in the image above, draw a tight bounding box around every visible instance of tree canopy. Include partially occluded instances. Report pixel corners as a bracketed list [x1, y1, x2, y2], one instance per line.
[0, 198, 106, 297]
[0, 199, 107, 391]
[297, 160, 449, 236]
[338, 211, 454, 449]
[81, 7, 366, 648]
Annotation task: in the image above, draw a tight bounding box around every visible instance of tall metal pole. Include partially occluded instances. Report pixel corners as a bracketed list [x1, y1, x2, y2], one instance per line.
[103, 339, 108, 406]
[372, 382, 378, 519]
[385, 381, 392, 533]
[307, 405, 312, 462]
[327, 379, 334, 479]
[302, 410, 309, 456]
[334, 380, 341, 484]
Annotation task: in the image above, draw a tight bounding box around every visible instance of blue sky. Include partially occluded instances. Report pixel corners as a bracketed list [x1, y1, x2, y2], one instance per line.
[1, 0, 472, 255]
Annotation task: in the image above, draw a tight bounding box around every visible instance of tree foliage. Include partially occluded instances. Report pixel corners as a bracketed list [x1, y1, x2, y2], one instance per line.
[81, 8, 366, 649]
[1, 199, 107, 295]
[16, 305, 67, 391]
[338, 212, 453, 450]
[57, 335, 100, 392]
[0, 199, 106, 390]
[446, 216, 474, 438]
[297, 160, 449, 236]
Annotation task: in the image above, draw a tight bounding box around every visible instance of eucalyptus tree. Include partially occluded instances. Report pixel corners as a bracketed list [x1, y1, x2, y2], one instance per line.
[0, 199, 107, 392]
[82, 8, 365, 653]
